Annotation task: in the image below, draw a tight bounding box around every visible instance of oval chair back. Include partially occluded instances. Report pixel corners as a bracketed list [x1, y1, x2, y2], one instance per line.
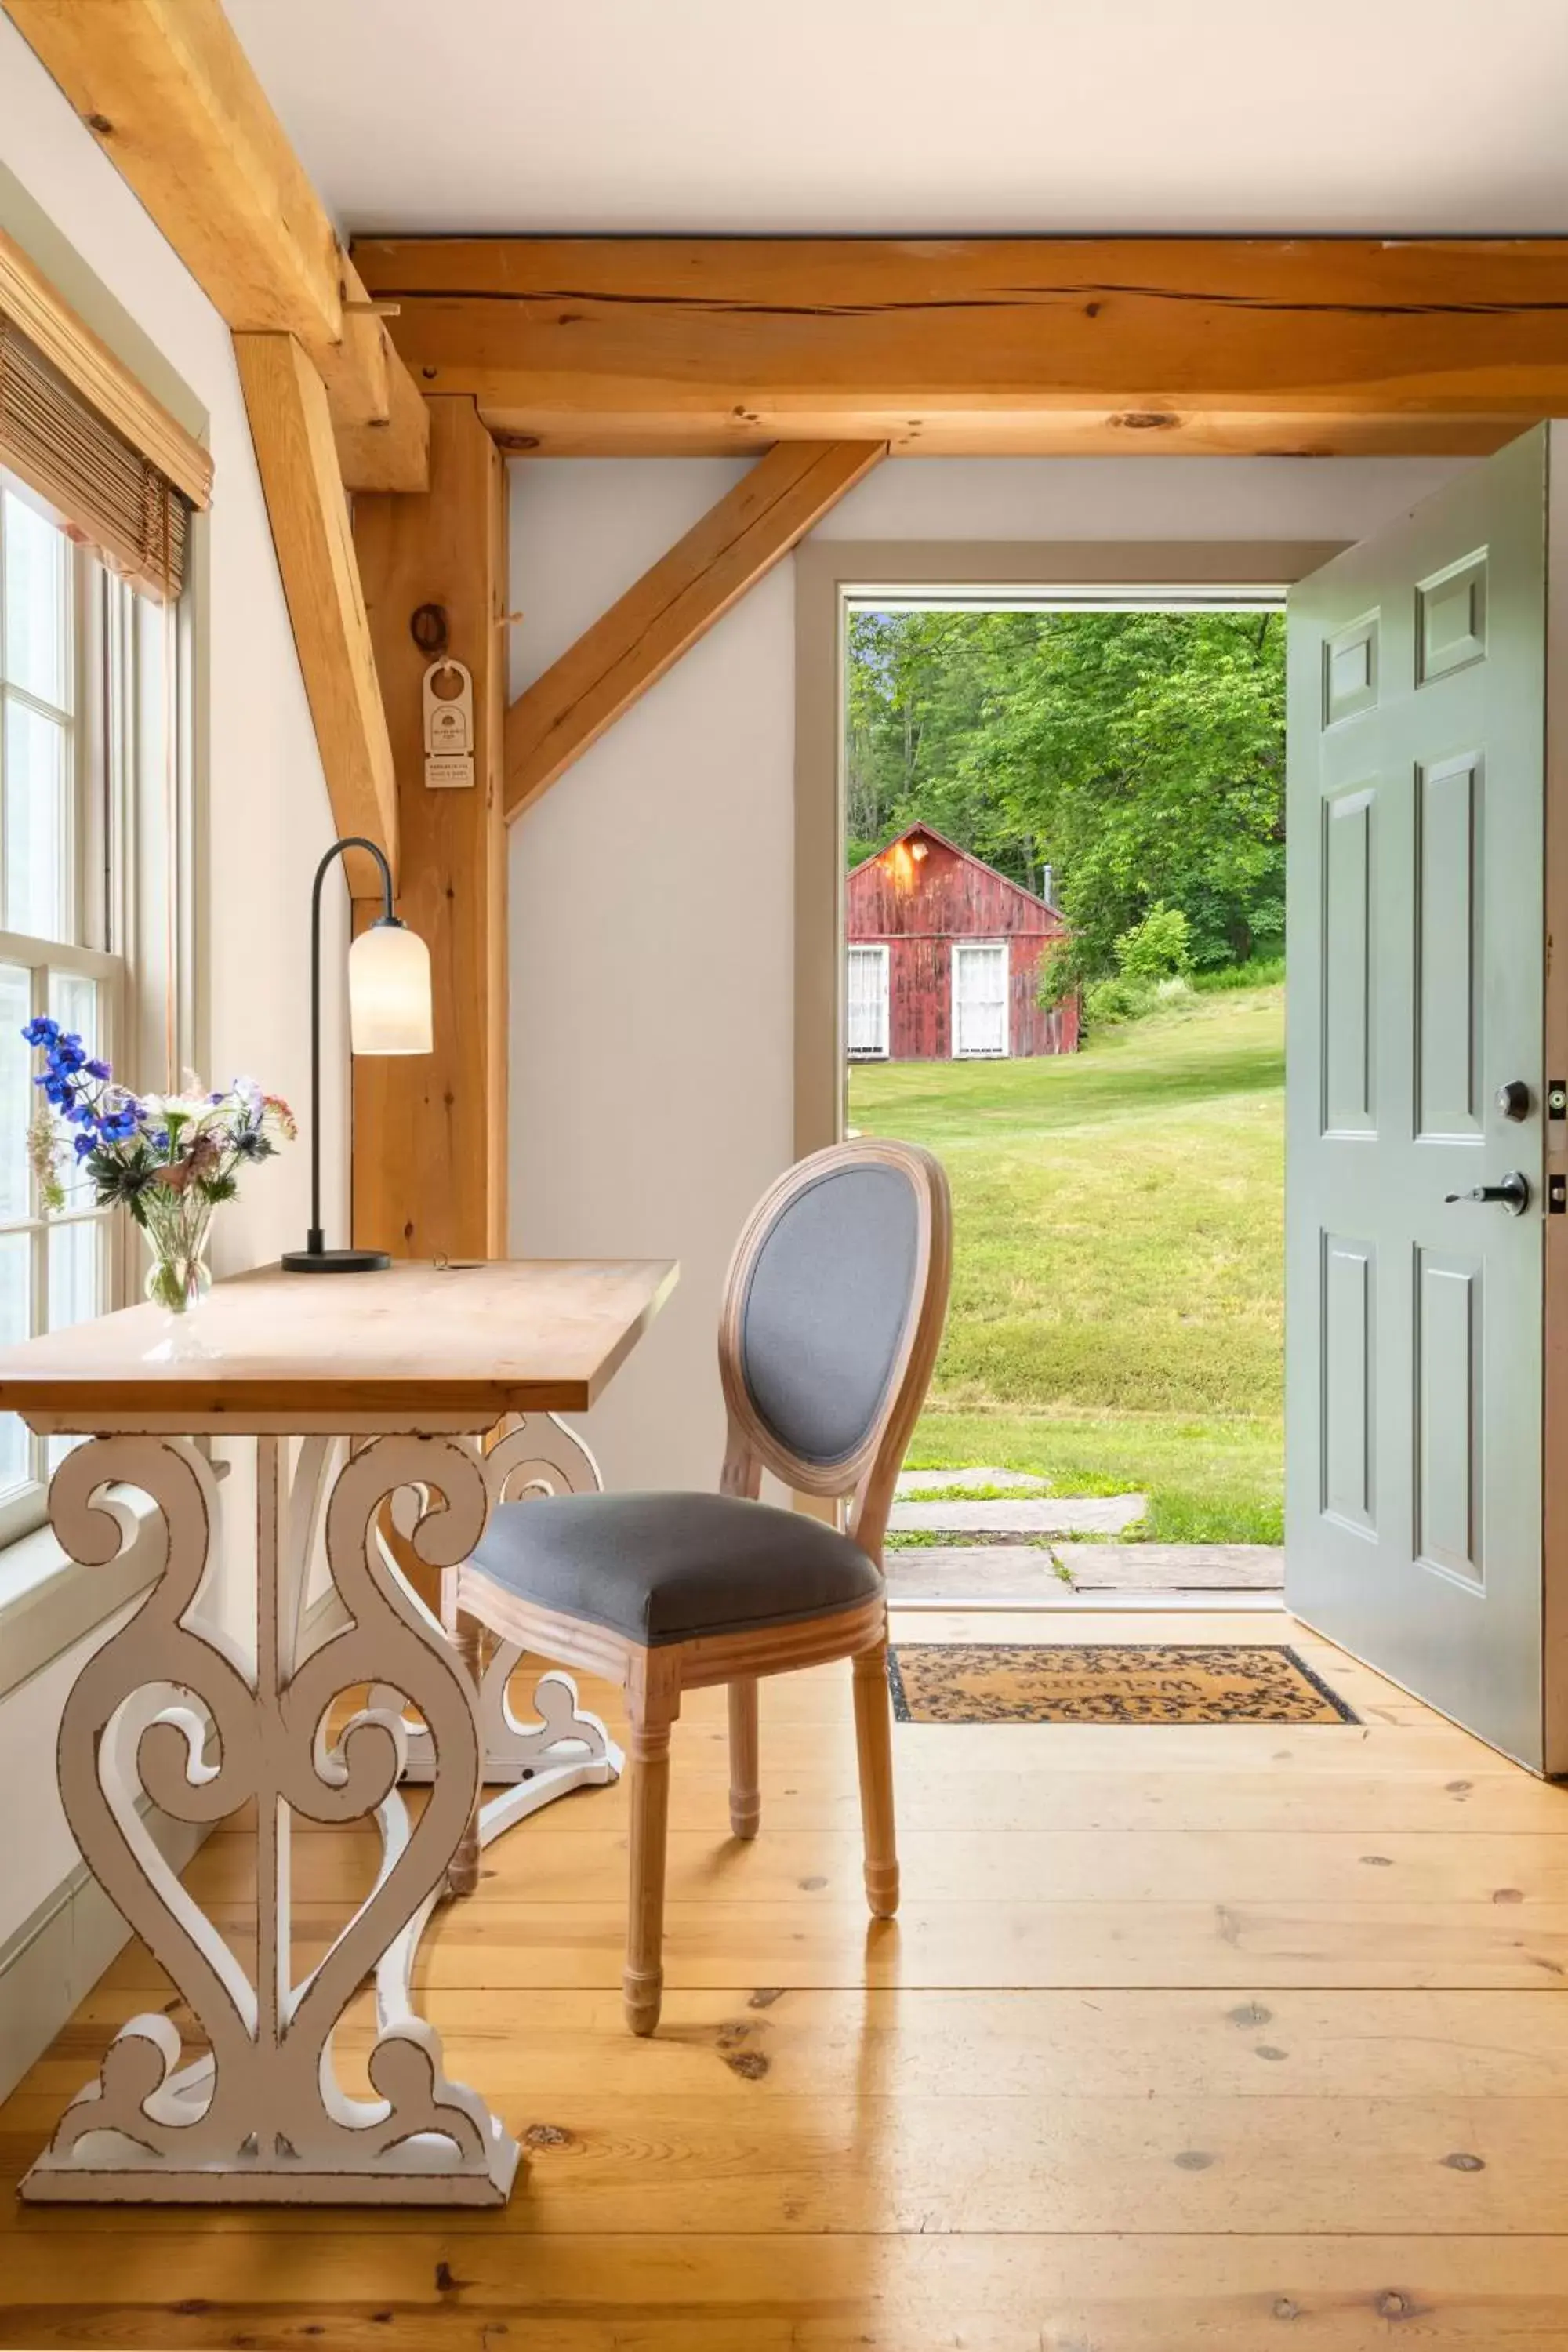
[717, 1138, 953, 1559]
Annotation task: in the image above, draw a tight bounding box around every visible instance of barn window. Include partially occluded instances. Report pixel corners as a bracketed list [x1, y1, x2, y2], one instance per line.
[846, 943, 889, 1058]
[953, 941, 1009, 1058]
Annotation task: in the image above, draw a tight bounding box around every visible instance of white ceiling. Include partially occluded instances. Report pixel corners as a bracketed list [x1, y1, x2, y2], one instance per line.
[225, 0, 1568, 238]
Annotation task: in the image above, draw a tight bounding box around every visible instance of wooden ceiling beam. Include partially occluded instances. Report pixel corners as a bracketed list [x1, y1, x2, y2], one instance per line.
[234, 333, 397, 898]
[353, 236, 1568, 459]
[353, 398, 509, 1262]
[506, 439, 884, 821]
[3, 0, 426, 490]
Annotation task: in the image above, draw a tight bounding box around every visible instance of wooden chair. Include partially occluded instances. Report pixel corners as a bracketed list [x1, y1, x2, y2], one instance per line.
[443, 1137, 952, 2034]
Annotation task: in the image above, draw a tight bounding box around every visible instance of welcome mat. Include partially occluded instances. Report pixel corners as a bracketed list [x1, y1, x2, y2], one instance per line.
[887, 1642, 1358, 1726]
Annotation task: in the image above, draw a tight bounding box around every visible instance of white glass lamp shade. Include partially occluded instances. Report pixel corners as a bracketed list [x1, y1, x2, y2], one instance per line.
[348, 920, 433, 1054]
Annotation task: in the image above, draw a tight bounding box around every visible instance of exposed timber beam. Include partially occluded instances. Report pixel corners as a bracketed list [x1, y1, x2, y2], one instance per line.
[352, 235, 1568, 459]
[3, 0, 427, 490]
[506, 438, 884, 820]
[234, 332, 397, 897]
[353, 397, 508, 1262]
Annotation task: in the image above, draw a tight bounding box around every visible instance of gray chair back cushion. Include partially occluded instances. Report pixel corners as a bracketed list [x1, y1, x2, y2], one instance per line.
[739, 1160, 920, 1467]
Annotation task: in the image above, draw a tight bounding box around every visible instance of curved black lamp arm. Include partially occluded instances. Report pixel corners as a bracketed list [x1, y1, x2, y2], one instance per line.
[304, 836, 395, 1254]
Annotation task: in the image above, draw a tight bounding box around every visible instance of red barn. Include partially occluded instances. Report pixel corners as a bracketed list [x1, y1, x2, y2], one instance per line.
[845, 823, 1079, 1062]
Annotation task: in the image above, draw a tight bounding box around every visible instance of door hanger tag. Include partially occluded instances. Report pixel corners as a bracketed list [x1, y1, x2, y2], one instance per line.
[423, 659, 475, 789]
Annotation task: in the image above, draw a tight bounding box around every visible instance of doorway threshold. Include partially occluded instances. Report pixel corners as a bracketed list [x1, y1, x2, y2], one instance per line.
[888, 1588, 1287, 1614]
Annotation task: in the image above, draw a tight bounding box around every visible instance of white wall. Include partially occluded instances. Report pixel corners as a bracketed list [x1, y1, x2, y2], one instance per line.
[0, 17, 347, 1953]
[510, 450, 1471, 1493]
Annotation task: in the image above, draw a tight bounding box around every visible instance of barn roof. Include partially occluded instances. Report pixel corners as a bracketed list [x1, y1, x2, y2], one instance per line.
[848, 822, 1059, 917]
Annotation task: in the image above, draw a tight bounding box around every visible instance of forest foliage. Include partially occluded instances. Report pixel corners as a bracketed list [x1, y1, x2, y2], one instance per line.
[845, 607, 1287, 993]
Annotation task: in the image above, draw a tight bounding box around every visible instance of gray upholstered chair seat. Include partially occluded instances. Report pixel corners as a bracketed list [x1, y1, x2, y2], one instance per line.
[470, 1490, 882, 1647]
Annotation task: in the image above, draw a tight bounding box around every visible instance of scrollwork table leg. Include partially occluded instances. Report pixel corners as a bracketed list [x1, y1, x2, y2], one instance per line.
[22, 1429, 518, 2205]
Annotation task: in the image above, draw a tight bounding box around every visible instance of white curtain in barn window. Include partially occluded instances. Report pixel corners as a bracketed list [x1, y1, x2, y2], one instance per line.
[953, 942, 1008, 1057]
[846, 944, 889, 1058]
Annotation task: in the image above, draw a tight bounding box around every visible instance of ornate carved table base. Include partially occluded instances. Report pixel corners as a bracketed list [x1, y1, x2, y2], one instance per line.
[21, 1410, 615, 2206]
[372, 1414, 620, 1851]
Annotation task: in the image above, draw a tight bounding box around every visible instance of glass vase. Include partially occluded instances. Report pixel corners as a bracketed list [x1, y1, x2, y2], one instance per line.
[141, 1191, 216, 1316]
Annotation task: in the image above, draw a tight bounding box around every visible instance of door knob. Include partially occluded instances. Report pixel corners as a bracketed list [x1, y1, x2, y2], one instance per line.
[1445, 1171, 1531, 1216]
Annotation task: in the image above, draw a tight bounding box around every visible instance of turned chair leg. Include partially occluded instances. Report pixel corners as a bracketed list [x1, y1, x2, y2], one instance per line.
[852, 1641, 899, 1918]
[728, 1678, 760, 1839]
[444, 1571, 485, 1899]
[624, 1679, 676, 2035]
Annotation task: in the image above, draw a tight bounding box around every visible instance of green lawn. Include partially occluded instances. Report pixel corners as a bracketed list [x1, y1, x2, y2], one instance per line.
[849, 985, 1285, 1543]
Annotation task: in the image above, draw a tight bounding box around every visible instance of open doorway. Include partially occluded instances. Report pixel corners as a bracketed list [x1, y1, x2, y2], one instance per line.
[838, 586, 1287, 1613]
[797, 459, 1563, 1766]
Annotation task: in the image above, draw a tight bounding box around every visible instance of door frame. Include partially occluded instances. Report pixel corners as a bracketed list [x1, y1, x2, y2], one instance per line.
[952, 938, 1011, 1058]
[794, 539, 1345, 1156]
[793, 514, 1568, 1764]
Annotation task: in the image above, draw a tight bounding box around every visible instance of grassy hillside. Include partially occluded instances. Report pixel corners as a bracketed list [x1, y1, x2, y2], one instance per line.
[849, 985, 1285, 1542]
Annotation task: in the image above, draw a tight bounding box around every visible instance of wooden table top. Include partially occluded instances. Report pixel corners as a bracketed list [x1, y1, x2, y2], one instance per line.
[0, 1258, 678, 1426]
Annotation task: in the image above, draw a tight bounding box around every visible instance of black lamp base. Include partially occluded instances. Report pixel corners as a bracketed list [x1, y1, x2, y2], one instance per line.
[281, 1247, 391, 1274]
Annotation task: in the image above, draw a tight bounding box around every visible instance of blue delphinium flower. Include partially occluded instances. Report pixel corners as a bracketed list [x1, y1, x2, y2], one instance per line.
[97, 1103, 142, 1144]
[20, 1031, 292, 1247]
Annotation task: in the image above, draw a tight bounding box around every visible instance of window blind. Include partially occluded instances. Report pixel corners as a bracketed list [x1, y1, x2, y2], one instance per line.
[0, 227, 212, 604]
[0, 317, 189, 601]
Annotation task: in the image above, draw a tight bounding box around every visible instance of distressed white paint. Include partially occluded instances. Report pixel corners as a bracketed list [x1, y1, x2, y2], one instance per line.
[375, 1413, 620, 1845]
[24, 1429, 518, 2205]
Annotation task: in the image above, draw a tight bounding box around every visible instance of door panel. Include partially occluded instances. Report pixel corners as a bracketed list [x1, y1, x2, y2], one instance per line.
[1321, 1233, 1376, 1534]
[1321, 786, 1376, 1134]
[1415, 752, 1483, 1138]
[1287, 425, 1548, 1767]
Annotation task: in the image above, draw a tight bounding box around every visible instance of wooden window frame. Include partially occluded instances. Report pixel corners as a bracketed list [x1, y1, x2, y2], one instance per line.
[950, 938, 1010, 1061]
[845, 942, 890, 1062]
[0, 473, 197, 1559]
[0, 491, 151, 1546]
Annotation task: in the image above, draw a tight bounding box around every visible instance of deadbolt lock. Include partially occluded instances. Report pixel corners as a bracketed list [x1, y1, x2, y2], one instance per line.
[1497, 1080, 1532, 1122]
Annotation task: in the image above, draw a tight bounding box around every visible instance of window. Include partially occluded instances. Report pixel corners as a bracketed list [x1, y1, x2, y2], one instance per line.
[0, 473, 161, 1544]
[846, 943, 890, 1058]
[952, 941, 1009, 1058]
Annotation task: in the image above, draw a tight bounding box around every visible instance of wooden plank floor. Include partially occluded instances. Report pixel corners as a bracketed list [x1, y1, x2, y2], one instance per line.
[7, 1609, 1568, 2347]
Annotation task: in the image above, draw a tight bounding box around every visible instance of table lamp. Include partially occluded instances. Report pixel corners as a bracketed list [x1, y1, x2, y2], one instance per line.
[281, 834, 432, 1274]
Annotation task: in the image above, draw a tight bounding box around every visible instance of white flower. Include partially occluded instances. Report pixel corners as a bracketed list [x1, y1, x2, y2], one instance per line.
[141, 1090, 215, 1123]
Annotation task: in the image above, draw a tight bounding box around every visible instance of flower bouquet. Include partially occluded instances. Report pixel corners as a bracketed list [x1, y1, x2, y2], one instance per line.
[24, 1018, 296, 1313]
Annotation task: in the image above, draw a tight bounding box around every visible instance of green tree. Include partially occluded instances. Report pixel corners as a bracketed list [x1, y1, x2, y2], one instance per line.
[845, 609, 1015, 868]
[1116, 903, 1192, 982]
[844, 607, 1286, 980]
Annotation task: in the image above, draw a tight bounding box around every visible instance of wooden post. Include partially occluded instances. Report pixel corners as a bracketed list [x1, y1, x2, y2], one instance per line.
[351, 397, 508, 1261]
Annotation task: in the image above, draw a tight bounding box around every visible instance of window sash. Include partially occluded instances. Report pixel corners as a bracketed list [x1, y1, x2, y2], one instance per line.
[0, 933, 125, 1543]
[953, 942, 1010, 1058]
[0, 491, 136, 1544]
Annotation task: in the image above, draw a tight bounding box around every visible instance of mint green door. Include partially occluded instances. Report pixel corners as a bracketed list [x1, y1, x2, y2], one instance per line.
[1287, 426, 1549, 1768]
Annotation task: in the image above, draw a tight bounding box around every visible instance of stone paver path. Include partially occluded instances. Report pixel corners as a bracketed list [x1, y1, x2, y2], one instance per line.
[884, 1469, 1279, 1600]
[884, 1541, 1284, 1602]
[894, 1467, 1051, 1497]
[889, 1494, 1149, 1537]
